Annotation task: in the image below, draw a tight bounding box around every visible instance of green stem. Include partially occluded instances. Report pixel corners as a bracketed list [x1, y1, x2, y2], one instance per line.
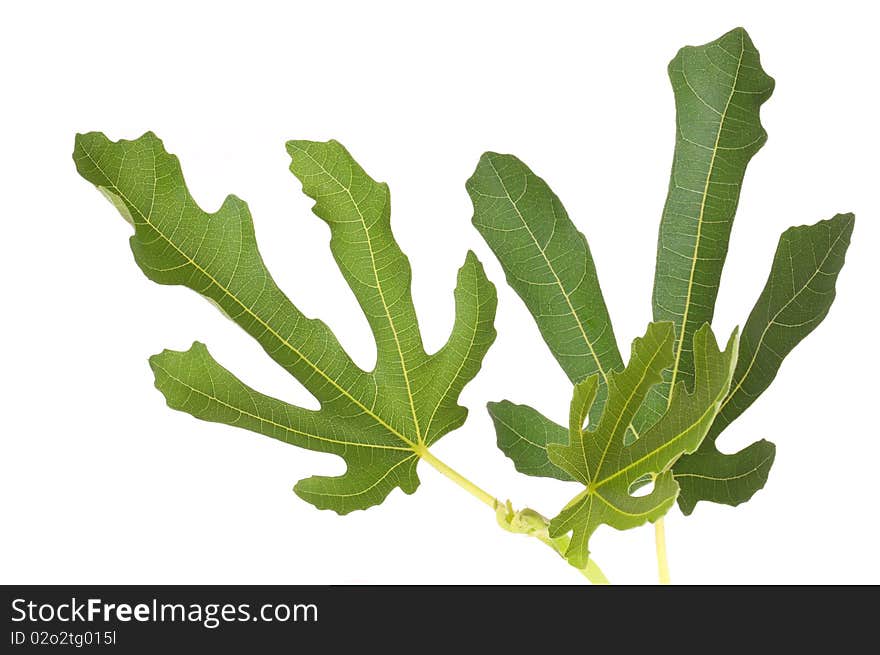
[417, 445, 497, 508]
[583, 557, 611, 585]
[655, 518, 671, 584]
[417, 445, 610, 584]
[535, 533, 610, 584]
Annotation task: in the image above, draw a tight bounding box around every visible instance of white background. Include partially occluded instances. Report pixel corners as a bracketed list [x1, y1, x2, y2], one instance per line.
[2, 1, 878, 584]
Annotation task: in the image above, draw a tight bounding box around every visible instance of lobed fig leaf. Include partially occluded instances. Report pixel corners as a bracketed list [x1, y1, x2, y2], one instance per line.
[548, 322, 738, 568]
[74, 132, 497, 514]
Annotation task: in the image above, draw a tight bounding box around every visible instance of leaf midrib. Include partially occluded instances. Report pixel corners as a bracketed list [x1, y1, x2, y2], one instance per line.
[675, 452, 774, 482]
[592, 485, 671, 519]
[667, 32, 746, 406]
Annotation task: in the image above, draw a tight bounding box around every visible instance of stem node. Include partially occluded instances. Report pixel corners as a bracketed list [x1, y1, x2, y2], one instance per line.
[418, 447, 611, 584]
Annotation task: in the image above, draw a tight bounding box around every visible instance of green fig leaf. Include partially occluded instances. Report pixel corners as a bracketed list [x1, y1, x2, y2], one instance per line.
[74, 132, 497, 514]
[548, 323, 739, 568]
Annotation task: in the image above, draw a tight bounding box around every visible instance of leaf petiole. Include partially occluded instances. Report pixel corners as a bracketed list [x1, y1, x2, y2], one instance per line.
[655, 518, 671, 584]
[416, 445, 498, 509]
[534, 532, 610, 585]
